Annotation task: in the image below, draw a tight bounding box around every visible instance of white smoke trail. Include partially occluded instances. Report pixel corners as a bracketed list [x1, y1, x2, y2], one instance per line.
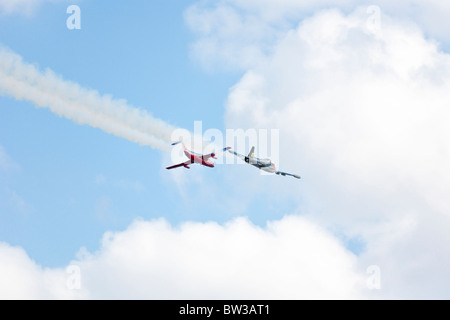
[0, 47, 176, 151]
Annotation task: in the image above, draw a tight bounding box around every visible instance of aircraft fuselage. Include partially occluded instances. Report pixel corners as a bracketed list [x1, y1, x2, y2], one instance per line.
[246, 156, 277, 173]
[185, 149, 215, 168]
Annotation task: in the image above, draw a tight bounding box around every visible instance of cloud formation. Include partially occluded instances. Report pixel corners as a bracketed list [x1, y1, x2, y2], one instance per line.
[2, 1, 450, 299]
[0, 242, 84, 299]
[210, 7, 450, 298]
[185, 0, 450, 70]
[0, 216, 365, 299]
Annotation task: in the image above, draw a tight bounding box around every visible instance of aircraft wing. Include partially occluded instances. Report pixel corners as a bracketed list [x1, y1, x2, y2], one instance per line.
[166, 160, 192, 170]
[202, 153, 217, 160]
[227, 149, 247, 162]
[275, 171, 301, 179]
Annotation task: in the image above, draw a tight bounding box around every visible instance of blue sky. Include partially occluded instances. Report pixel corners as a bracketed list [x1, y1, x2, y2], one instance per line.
[0, 1, 239, 266]
[1, 0, 450, 299]
[0, 0, 299, 268]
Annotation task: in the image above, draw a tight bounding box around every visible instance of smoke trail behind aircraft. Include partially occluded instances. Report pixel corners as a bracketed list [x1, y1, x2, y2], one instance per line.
[0, 47, 175, 150]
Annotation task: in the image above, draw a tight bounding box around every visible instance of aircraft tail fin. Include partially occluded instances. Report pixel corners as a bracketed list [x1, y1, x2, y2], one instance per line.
[248, 146, 255, 158]
[171, 140, 183, 146]
[171, 139, 189, 156]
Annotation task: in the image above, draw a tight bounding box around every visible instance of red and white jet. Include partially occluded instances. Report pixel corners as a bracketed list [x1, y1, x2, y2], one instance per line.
[166, 141, 231, 170]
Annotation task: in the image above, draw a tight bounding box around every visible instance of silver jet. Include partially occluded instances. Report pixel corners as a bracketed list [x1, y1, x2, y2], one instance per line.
[228, 146, 300, 179]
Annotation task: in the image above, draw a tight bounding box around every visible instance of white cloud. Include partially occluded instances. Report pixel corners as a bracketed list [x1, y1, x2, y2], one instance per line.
[0, 216, 366, 299]
[0, 0, 54, 15]
[0, 242, 86, 299]
[2, 0, 450, 300]
[184, 3, 278, 71]
[185, 0, 450, 71]
[214, 7, 450, 298]
[225, 8, 450, 218]
[359, 213, 450, 299]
